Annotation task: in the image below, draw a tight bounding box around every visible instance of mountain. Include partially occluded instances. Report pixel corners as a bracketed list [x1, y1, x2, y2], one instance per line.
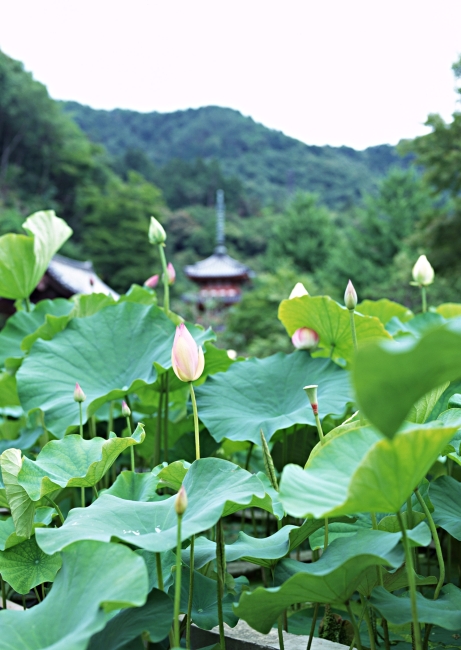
[62, 102, 408, 209]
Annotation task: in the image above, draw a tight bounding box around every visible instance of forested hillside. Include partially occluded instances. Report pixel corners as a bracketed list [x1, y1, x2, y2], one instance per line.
[63, 102, 408, 208]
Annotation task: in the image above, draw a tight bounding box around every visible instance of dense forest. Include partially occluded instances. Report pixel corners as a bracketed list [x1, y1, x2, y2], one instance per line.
[1, 48, 460, 355]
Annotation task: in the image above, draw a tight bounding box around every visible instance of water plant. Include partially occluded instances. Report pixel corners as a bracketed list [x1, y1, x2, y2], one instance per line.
[0, 212, 460, 650]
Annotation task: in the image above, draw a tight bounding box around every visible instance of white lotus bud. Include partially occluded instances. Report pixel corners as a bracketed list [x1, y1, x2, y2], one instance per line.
[289, 283, 309, 299]
[412, 255, 434, 286]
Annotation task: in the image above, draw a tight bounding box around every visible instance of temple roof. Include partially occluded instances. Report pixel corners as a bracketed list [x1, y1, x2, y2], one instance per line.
[46, 254, 119, 298]
[184, 250, 252, 282]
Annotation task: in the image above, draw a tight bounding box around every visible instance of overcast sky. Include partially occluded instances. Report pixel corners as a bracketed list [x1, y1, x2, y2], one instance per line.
[1, 0, 460, 150]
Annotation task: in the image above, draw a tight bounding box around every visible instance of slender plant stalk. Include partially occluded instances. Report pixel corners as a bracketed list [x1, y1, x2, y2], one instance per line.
[78, 403, 85, 508]
[125, 412, 135, 472]
[158, 244, 170, 314]
[421, 286, 427, 313]
[216, 519, 226, 650]
[24, 296, 31, 312]
[414, 488, 445, 598]
[190, 383, 200, 460]
[349, 310, 358, 351]
[92, 485, 98, 500]
[33, 587, 41, 603]
[306, 602, 320, 650]
[346, 601, 363, 650]
[314, 414, 324, 444]
[156, 553, 164, 591]
[22, 594, 26, 610]
[245, 442, 254, 471]
[90, 415, 96, 438]
[277, 617, 285, 650]
[397, 511, 422, 650]
[44, 495, 65, 525]
[173, 513, 183, 648]
[186, 536, 195, 649]
[370, 513, 390, 650]
[360, 595, 376, 650]
[1, 574, 6, 610]
[154, 379, 164, 466]
[163, 372, 169, 463]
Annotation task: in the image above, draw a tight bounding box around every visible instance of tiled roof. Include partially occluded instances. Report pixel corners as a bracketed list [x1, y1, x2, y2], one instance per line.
[47, 254, 119, 298]
[184, 252, 252, 281]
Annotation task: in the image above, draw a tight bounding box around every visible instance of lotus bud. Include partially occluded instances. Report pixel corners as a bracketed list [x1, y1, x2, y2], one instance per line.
[289, 282, 309, 299]
[412, 255, 434, 286]
[171, 323, 205, 382]
[344, 280, 357, 310]
[121, 400, 131, 417]
[291, 327, 319, 350]
[73, 382, 86, 403]
[163, 262, 176, 286]
[303, 384, 318, 415]
[144, 274, 159, 289]
[227, 349, 237, 360]
[175, 485, 188, 515]
[148, 216, 166, 245]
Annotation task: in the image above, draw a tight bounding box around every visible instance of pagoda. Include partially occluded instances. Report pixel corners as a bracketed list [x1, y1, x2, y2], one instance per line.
[184, 190, 253, 310]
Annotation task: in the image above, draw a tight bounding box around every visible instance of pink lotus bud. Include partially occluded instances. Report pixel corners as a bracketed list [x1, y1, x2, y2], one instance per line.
[164, 262, 176, 285]
[73, 382, 86, 403]
[289, 282, 309, 299]
[175, 485, 188, 515]
[291, 327, 319, 350]
[144, 275, 159, 289]
[344, 280, 357, 310]
[171, 323, 205, 382]
[303, 384, 318, 415]
[121, 400, 131, 417]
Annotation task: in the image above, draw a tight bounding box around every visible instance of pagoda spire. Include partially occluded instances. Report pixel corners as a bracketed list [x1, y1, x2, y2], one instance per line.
[215, 189, 226, 255]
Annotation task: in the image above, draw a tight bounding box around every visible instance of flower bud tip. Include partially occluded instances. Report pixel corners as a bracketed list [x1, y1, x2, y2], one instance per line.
[289, 282, 309, 299]
[144, 274, 159, 289]
[121, 400, 131, 417]
[344, 280, 358, 310]
[175, 485, 188, 515]
[74, 382, 86, 403]
[148, 216, 166, 245]
[164, 262, 176, 285]
[291, 327, 319, 350]
[171, 323, 205, 382]
[412, 255, 434, 286]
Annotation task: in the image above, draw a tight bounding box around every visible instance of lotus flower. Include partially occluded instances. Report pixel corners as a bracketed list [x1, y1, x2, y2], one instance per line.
[344, 280, 357, 310]
[175, 485, 188, 515]
[164, 262, 176, 285]
[289, 282, 309, 299]
[148, 216, 166, 245]
[291, 327, 319, 350]
[73, 382, 86, 403]
[144, 274, 159, 289]
[171, 323, 205, 382]
[121, 400, 131, 417]
[412, 255, 434, 286]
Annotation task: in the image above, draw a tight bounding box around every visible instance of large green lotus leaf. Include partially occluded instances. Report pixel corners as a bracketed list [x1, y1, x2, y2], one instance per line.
[356, 299, 413, 325]
[233, 529, 404, 634]
[36, 458, 266, 554]
[183, 520, 327, 570]
[178, 567, 247, 630]
[0, 535, 62, 594]
[195, 352, 353, 444]
[16, 426, 145, 501]
[17, 301, 213, 437]
[0, 448, 36, 537]
[0, 507, 55, 551]
[135, 549, 176, 592]
[407, 382, 450, 424]
[0, 211, 72, 300]
[278, 295, 391, 364]
[358, 564, 436, 598]
[0, 426, 43, 454]
[387, 312, 446, 339]
[370, 583, 461, 629]
[119, 284, 158, 306]
[436, 303, 461, 319]
[0, 299, 72, 365]
[87, 589, 173, 650]
[104, 469, 162, 502]
[352, 317, 461, 437]
[0, 371, 21, 407]
[430, 475, 461, 540]
[279, 421, 458, 518]
[0, 540, 148, 650]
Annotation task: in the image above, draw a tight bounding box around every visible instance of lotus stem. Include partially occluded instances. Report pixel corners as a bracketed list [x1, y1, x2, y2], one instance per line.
[414, 488, 445, 599]
[158, 244, 170, 314]
[154, 379, 164, 466]
[155, 553, 164, 591]
[360, 594, 376, 650]
[1, 574, 6, 610]
[260, 430, 278, 491]
[33, 587, 41, 603]
[244, 442, 254, 471]
[125, 412, 135, 473]
[173, 512, 183, 648]
[78, 402, 85, 507]
[44, 495, 65, 525]
[346, 601, 363, 650]
[24, 296, 31, 312]
[396, 511, 422, 650]
[190, 383, 200, 460]
[349, 310, 358, 351]
[421, 286, 427, 313]
[216, 519, 226, 650]
[186, 536, 195, 649]
[163, 372, 169, 463]
[371, 512, 390, 650]
[277, 617, 285, 650]
[306, 602, 319, 650]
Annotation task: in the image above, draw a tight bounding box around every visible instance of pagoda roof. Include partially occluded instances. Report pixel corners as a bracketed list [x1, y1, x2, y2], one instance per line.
[46, 254, 119, 298]
[184, 250, 252, 282]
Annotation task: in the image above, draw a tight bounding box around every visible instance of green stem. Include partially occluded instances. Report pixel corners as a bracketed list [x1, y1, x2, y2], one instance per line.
[186, 536, 195, 649]
[277, 616, 285, 650]
[189, 383, 200, 460]
[1, 574, 6, 610]
[44, 495, 65, 525]
[34, 586, 41, 603]
[346, 601, 363, 650]
[90, 416, 96, 438]
[371, 513, 390, 650]
[414, 488, 445, 599]
[314, 413, 325, 444]
[154, 379, 164, 467]
[306, 602, 319, 650]
[349, 309, 358, 351]
[78, 402, 85, 507]
[244, 442, 254, 471]
[163, 373, 169, 463]
[324, 518, 329, 549]
[406, 497, 414, 529]
[397, 511, 422, 650]
[360, 594, 376, 650]
[216, 519, 226, 650]
[107, 401, 113, 438]
[22, 594, 26, 610]
[173, 513, 183, 648]
[24, 296, 31, 312]
[158, 244, 170, 314]
[156, 553, 164, 591]
[421, 286, 427, 313]
[125, 415, 135, 472]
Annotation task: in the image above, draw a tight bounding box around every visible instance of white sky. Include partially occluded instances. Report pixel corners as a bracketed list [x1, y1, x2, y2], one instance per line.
[1, 0, 460, 150]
